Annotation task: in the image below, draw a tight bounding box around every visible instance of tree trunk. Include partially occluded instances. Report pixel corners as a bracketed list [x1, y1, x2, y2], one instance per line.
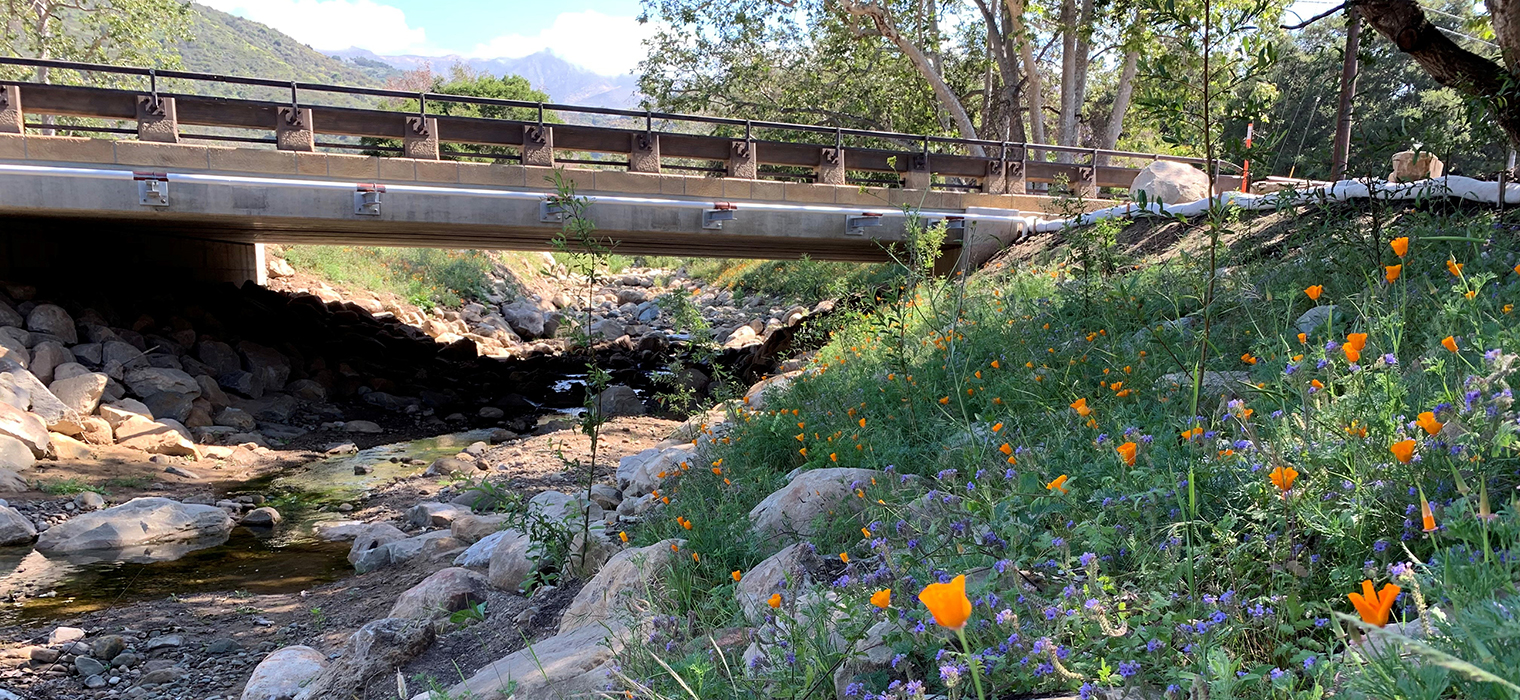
[840, 0, 987, 156]
[1007, 3, 1045, 145]
[1329, 7, 1361, 181]
[1057, 0, 1077, 159]
[1361, 0, 1520, 148]
[1098, 48, 1139, 162]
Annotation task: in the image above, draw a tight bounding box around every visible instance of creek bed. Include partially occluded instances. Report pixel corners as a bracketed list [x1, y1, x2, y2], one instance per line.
[0, 430, 500, 623]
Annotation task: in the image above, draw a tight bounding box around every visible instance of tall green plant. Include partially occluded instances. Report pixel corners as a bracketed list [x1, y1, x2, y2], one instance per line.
[548, 170, 619, 563]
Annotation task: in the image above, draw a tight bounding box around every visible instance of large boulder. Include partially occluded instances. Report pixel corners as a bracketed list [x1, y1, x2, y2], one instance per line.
[435, 539, 686, 700]
[735, 543, 822, 624]
[0, 333, 28, 370]
[426, 622, 615, 700]
[297, 618, 433, 700]
[0, 468, 29, 491]
[387, 567, 490, 621]
[123, 367, 200, 399]
[0, 435, 33, 471]
[560, 538, 684, 633]
[499, 300, 547, 339]
[595, 384, 645, 418]
[615, 443, 694, 497]
[196, 340, 242, 376]
[743, 370, 803, 411]
[347, 523, 407, 566]
[35, 497, 233, 553]
[49, 372, 108, 415]
[237, 341, 290, 392]
[25, 304, 76, 344]
[484, 529, 535, 591]
[29, 341, 72, 385]
[113, 416, 198, 457]
[240, 646, 327, 700]
[0, 402, 49, 457]
[747, 468, 884, 538]
[1390, 150, 1444, 183]
[454, 529, 510, 568]
[0, 505, 37, 545]
[0, 361, 81, 435]
[1129, 160, 1211, 205]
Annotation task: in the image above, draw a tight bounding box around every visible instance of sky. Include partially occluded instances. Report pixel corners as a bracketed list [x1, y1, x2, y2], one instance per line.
[199, 0, 658, 76]
[200, 0, 1337, 79]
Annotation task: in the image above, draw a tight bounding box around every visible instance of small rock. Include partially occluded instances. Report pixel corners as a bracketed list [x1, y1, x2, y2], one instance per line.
[206, 638, 243, 654]
[164, 465, 200, 479]
[241, 507, 282, 527]
[344, 420, 383, 434]
[73, 491, 105, 511]
[91, 635, 126, 660]
[48, 627, 85, 645]
[74, 656, 106, 676]
[143, 634, 182, 651]
[83, 674, 106, 689]
[325, 442, 358, 455]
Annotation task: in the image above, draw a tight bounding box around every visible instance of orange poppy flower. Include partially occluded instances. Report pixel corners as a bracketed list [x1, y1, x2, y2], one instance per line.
[992, 422, 1004, 433]
[1046, 474, 1070, 494]
[829, 453, 838, 463]
[1269, 465, 1299, 492]
[1347, 580, 1401, 627]
[1447, 259, 1463, 277]
[1311, 379, 1325, 391]
[1390, 237, 1409, 257]
[1390, 439, 1417, 464]
[918, 574, 972, 630]
[1416, 411, 1443, 436]
[1305, 285, 1324, 301]
[938, 396, 950, 405]
[1181, 426, 1203, 440]
[1421, 492, 1438, 532]
[871, 589, 892, 609]
[1442, 336, 1458, 353]
[1297, 332, 1307, 344]
[619, 531, 629, 543]
[1116, 441, 1138, 466]
[1385, 264, 1402, 282]
[1070, 398, 1092, 417]
[999, 443, 1013, 456]
[1241, 353, 1257, 365]
[768, 593, 782, 608]
[731, 570, 743, 582]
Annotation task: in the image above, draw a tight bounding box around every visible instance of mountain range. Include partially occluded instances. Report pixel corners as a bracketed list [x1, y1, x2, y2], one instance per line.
[172, 4, 639, 109]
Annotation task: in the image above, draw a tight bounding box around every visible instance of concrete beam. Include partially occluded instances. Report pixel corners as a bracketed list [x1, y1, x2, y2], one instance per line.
[136, 96, 179, 143]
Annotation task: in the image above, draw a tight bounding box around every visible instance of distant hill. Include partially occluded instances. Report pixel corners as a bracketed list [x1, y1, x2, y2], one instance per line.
[329, 48, 640, 109]
[174, 4, 394, 107]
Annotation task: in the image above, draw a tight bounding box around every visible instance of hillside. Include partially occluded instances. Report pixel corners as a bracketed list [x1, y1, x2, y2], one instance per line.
[172, 4, 393, 106]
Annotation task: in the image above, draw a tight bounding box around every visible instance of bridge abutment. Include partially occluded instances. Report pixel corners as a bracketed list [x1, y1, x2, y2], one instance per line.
[0, 220, 265, 287]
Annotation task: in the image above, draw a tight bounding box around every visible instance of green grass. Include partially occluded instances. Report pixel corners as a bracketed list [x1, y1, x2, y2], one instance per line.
[683, 256, 903, 303]
[277, 245, 499, 310]
[616, 202, 1520, 700]
[35, 478, 102, 495]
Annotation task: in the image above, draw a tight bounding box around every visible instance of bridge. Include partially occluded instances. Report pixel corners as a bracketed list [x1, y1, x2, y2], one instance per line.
[0, 57, 1239, 284]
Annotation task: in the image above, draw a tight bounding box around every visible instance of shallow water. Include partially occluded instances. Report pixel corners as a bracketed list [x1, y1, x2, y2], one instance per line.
[0, 430, 499, 624]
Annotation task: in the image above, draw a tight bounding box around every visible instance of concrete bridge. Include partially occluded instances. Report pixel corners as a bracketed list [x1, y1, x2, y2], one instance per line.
[0, 58, 1239, 284]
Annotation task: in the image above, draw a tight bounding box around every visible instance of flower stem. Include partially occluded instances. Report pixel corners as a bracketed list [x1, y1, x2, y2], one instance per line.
[955, 628, 987, 700]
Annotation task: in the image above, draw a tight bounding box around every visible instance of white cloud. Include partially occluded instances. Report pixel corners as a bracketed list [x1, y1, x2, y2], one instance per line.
[199, 0, 433, 54]
[469, 10, 657, 76]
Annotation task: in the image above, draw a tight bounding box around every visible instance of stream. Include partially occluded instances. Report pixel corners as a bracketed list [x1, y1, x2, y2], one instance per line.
[0, 430, 504, 623]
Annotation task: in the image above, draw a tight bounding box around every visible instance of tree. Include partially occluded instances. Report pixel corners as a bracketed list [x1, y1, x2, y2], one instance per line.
[638, 0, 1149, 157]
[0, 0, 193, 84]
[1359, 0, 1520, 151]
[366, 64, 555, 161]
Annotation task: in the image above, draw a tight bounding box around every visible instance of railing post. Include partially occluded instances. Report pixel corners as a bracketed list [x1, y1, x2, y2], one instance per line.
[819, 147, 846, 185]
[522, 124, 554, 166]
[0, 86, 20, 134]
[136, 95, 179, 143]
[404, 116, 439, 159]
[276, 107, 314, 152]
[729, 121, 756, 178]
[982, 143, 1008, 194]
[905, 143, 931, 190]
[629, 132, 660, 173]
[1007, 145, 1027, 194]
